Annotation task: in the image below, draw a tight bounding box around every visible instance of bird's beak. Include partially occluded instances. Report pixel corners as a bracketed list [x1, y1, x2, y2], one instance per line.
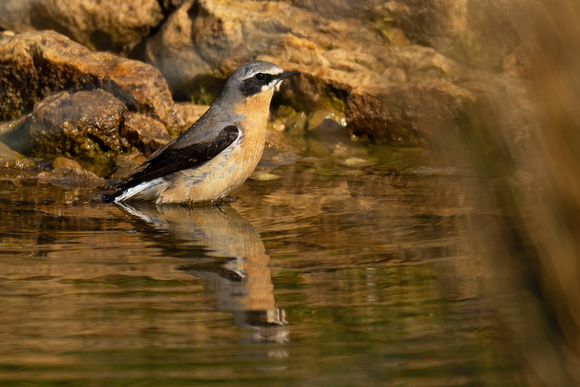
[278, 70, 301, 80]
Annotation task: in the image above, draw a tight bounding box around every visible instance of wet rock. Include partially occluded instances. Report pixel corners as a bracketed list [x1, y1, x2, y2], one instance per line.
[0, 30, 182, 127]
[111, 150, 147, 180]
[284, 112, 308, 136]
[307, 109, 347, 132]
[346, 80, 476, 146]
[0, 141, 36, 170]
[121, 112, 170, 156]
[271, 119, 285, 133]
[258, 129, 300, 168]
[0, 119, 18, 136]
[0, 90, 127, 167]
[248, 173, 279, 181]
[264, 130, 298, 154]
[0, 0, 163, 55]
[52, 156, 82, 169]
[37, 165, 105, 188]
[305, 108, 349, 143]
[331, 142, 369, 158]
[339, 157, 375, 168]
[271, 106, 306, 136]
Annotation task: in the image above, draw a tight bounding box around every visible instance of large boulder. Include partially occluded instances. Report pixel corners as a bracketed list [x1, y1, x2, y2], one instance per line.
[0, 30, 182, 127]
[1, 90, 127, 173]
[141, 0, 478, 145]
[0, 30, 187, 176]
[346, 80, 476, 146]
[0, 0, 164, 54]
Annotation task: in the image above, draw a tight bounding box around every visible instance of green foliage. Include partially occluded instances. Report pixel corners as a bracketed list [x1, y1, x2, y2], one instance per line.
[375, 12, 396, 43]
[190, 84, 216, 106]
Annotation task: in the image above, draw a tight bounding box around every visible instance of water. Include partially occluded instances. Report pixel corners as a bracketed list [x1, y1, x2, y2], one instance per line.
[0, 146, 523, 386]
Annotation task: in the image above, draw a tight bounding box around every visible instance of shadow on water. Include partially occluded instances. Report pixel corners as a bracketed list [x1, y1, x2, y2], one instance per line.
[117, 201, 289, 344]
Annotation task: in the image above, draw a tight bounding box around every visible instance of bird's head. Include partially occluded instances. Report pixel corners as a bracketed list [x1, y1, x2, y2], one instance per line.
[222, 61, 300, 104]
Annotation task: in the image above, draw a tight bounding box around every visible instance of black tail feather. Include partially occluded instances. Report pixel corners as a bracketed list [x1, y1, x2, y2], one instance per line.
[100, 191, 119, 203]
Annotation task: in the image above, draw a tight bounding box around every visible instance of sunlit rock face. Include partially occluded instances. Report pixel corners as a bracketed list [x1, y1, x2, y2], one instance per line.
[0, 0, 164, 54]
[137, 0, 537, 148]
[0, 0, 547, 176]
[2, 90, 127, 162]
[141, 0, 479, 145]
[0, 30, 181, 126]
[0, 0, 538, 150]
[0, 30, 182, 175]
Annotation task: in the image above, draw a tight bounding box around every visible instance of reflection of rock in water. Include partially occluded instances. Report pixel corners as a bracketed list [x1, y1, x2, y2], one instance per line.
[117, 201, 288, 344]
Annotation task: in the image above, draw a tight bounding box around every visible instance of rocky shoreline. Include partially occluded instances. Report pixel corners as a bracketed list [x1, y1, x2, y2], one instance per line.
[0, 0, 537, 184]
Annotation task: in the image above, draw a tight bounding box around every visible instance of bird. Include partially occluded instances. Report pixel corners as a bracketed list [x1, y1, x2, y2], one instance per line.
[103, 60, 300, 205]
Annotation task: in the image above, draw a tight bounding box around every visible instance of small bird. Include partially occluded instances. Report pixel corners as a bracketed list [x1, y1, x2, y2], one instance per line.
[103, 61, 299, 204]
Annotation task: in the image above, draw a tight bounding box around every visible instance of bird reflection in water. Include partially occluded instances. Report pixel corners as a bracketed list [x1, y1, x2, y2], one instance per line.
[116, 201, 288, 345]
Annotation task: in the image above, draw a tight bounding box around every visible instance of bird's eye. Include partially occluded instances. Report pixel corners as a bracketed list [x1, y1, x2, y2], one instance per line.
[255, 73, 266, 81]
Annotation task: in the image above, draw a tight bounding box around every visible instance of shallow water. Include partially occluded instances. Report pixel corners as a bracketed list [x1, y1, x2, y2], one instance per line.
[0, 145, 523, 386]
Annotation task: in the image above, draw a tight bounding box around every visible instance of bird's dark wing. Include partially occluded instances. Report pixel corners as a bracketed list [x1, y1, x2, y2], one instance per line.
[114, 125, 240, 192]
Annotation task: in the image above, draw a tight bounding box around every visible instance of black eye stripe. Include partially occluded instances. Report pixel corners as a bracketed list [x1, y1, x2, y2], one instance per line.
[254, 73, 274, 83]
[240, 73, 278, 96]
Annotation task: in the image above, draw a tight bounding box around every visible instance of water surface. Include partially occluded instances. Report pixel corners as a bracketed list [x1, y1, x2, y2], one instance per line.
[0, 145, 522, 385]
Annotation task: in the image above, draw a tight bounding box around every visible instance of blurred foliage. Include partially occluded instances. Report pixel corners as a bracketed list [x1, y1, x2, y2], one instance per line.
[189, 84, 216, 106]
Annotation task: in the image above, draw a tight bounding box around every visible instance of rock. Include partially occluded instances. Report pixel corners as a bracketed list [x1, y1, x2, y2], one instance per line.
[0, 90, 127, 169]
[0, 141, 28, 165]
[346, 80, 476, 145]
[381, 0, 468, 49]
[173, 102, 210, 134]
[408, 166, 461, 176]
[0, 119, 18, 136]
[144, 0, 213, 98]
[284, 111, 308, 136]
[0, 2, 539, 150]
[0, 2, 35, 33]
[270, 152, 300, 166]
[307, 108, 347, 131]
[110, 150, 147, 180]
[0, 0, 163, 55]
[138, 0, 485, 145]
[37, 165, 105, 188]
[52, 156, 82, 169]
[259, 129, 300, 167]
[0, 30, 182, 127]
[248, 173, 279, 181]
[121, 112, 170, 156]
[291, 0, 385, 20]
[339, 157, 375, 168]
[143, 0, 383, 97]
